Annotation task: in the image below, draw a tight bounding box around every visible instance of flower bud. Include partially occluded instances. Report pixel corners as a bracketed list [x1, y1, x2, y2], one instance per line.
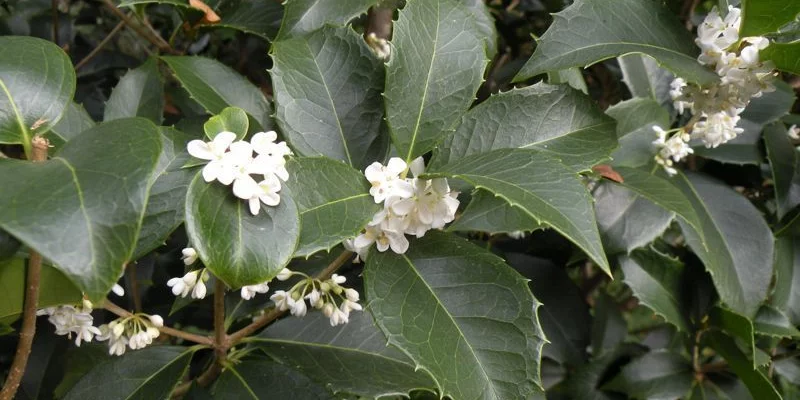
[148, 314, 164, 327]
[276, 268, 292, 281]
[112, 322, 125, 338]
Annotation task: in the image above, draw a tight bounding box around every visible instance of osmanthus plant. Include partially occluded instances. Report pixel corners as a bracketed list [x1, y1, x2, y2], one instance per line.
[0, 0, 799, 399]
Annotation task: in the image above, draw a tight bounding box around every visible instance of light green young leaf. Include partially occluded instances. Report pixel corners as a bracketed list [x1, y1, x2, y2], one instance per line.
[276, 0, 380, 39]
[773, 237, 800, 325]
[252, 311, 436, 398]
[0, 118, 162, 301]
[603, 351, 694, 400]
[271, 26, 385, 169]
[285, 157, 380, 258]
[618, 54, 674, 106]
[0, 258, 82, 324]
[620, 248, 689, 332]
[385, 0, 487, 163]
[706, 331, 781, 400]
[594, 182, 673, 254]
[161, 56, 273, 131]
[433, 83, 617, 172]
[447, 190, 541, 234]
[606, 98, 670, 169]
[365, 231, 546, 399]
[514, 0, 718, 85]
[753, 305, 800, 339]
[203, 107, 249, 140]
[64, 346, 195, 400]
[104, 58, 164, 124]
[0, 36, 76, 155]
[429, 148, 610, 274]
[765, 123, 800, 219]
[740, 0, 800, 37]
[674, 172, 773, 318]
[213, 359, 335, 399]
[185, 173, 300, 288]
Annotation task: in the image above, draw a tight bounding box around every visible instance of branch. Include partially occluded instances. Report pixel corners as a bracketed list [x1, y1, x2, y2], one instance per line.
[75, 20, 125, 70]
[100, 0, 180, 55]
[103, 300, 213, 346]
[0, 138, 49, 400]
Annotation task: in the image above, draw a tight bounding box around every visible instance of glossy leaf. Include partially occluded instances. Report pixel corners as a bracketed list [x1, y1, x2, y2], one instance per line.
[706, 331, 781, 400]
[562, 344, 647, 400]
[674, 173, 773, 318]
[465, 0, 498, 58]
[429, 148, 610, 274]
[606, 98, 670, 169]
[447, 190, 540, 234]
[203, 107, 248, 140]
[740, 0, 800, 37]
[433, 83, 617, 172]
[162, 56, 273, 131]
[0, 36, 76, 155]
[276, 0, 379, 39]
[49, 102, 95, 147]
[591, 294, 627, 357]
[213, 359, 334, 399]
[104, 58, 163, 124]
[384, 0, 486, 163]
[271, 26, 385, 168]
[185, 173, 300, 288]
[594, 182, 673, 254]
[765, 123, 800, 219]
[365, 231, 546, 400]
[514, 0, 718, 85]
[620, 248, 689, 332]
[285, 157, 379, 257]
[64, 346, 195, 400]
[253, 311, 436, 398]
[709, 306, 756, 365]
[761, 42, 800, 75]
[0, 258, 81, 324]
[0, 118, 161, 301]
[604, 351, 694, 400]
[773, 237, 800, 325]
[618, 54, 674, 106]
[753, 305, 800, 339]
[201, 0, 283, 40]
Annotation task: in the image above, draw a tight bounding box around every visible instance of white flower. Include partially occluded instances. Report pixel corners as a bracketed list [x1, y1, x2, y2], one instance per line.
[192, 279, 207, 299]
[788, 125, 800, 140]
[329, 307, 349, 326]
[340, 299, 362, 315]
[330, 274, 347, 285]
[241, 282, 270, 300]
[246, 174, 282, 216]
[108, 334, 128, 356]
[181, 247, 198, 265]
[364, 158, 414, 203]
[507, 231, 527, 240]
[270, 290, 294, 311]
[366, 32, 391, 61]
[694, 111, 744, 148]
[305, 289, 323, 308]
[111, 283, 125, 297]
[344, 288, 360, 302]
[167, 269, 207, 299]
[250, 131, 291, 181]
[276, 268, 293, 281]
[40, 305, 101, 347]
[289, 298, 307, 317]
[148, 314, 164, 328]
[187, 131, 237, 184]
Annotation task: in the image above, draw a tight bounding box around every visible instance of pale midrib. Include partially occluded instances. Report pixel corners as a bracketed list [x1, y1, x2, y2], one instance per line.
[55, 158, 97, 289]
[0, 78, 30, 146]
[300, 193, 371, 214]
[405, 2, 441, 164]
[226, 366, 259, 400]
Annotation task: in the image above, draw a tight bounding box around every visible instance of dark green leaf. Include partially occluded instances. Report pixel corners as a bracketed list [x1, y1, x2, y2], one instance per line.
[201, 0, 284, 41]
[761, 42, 800, 76]
[774, 357, 800, 386]
[0, 36, 76, 156]
[620, 248, 689, 332]
[753, 305, 800, 338]
[740, 0, 800, 37]
[385, 0, 487, 162]
[203, 106, 248, 140]
[591, 294, 627, 357]
[0, 258, 82, 324]
[674, 173, 773, 318]
[271, 26, 385, 169]
[64, 346, 195, 400]
[49, 102, 95, 147]
[185, 173, 300, 288]
[548, 68, 589, 95]
[276, 0, 379, 39]
[0, 229, 21, 261]
[161, 56, 273, 131]
[365, 231, 546, 399]
[465, 0, 498, 58]
[514, 0, 718, 85]
[595, 182, 673, 254]
[285, 157, 379, 258]
[606, 98, 670, 169]
[618, 54, 674, 107]
[430, 148, 610, 274]
[0, 118, 162, 301]
[213, 359, 334, 399]
[765, 122, 800, 219]
[773, 237, 800, 325]
[561, 344, 647, 400]
[133, 127, 195, 259]
[433, 83, 617, 172]
[709, 306, 756, 367]
[253, 311, 436, 398]
[604, 351, 694, 400]
[53, 344, 112, 399]
[706, 331, 781, 400]
[104, 58, 163, 124]
[446, 190, 540, 234]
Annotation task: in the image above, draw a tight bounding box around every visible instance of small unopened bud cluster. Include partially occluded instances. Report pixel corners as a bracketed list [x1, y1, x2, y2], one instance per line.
[270, 268, 362, 326]
[37, 299, 101, 347]
[96, 314, 164, 356]
[187, 131, 292, 216]
[661, 6, 776, 175]
[366, 32, 391, 61]
[344, 157, 459, 261]
[652, 126, 693, 176]
[167, 248, 209, 299]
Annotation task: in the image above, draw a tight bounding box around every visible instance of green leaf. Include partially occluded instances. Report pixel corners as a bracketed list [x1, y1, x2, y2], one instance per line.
[740, 0, 800, 37]
[200, 0, 284, 41]
[765, 123, 800, 219]
[64, 346, 195, 400]
[562, 344, 647, 400]
[761, 42, 800, 75]
[673, 172, 773, 318]
[709, 306, 756, 367]
[0, 36, 76, 156]
[0, 258, 82, 324]
[0, 229, 21, 261]
[446, 190, 540, 234]
[0, 118, 162, 301]
[161, 56, 273, 131]
[594, 182, 673, 254]
[604, 351, 694, 400]
[429, 148, 610, 274]
[49, 102, 95, 148]
[465, 0, 498, 58]
[514, 0, 718, 85]
[213, 359, 334, 399]
[285, 157, 379, 258]
[276, 0, 380, 39]
[433, 83, 617, 172]
[185, 173, 300, 288]
[365, 231, 546, 400]
[775, 357, 800, 386]
[385, 0, 487, 163]
[620, 248, 689, 332]
[591, 294, 627, 357]
[270, 26, 385, 169]
[773, 237, 800, 325]
[618, 54, 674, 106]
[133, 127, 195, 259]
[53, 344, 112, 398]
[547, 68, 589, 95]
[706, 331, 781, 400]
[104, 58, 163, 124]
[606, 98, 670, 169]
[253, 311, 436, 398]
[753, 305, 800, 339]
[203, 106, 248, 141]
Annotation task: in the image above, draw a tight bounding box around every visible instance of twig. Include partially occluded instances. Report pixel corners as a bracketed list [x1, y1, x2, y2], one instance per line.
[51, 0, 60, 46]
[0, 138, 49, 400]
[103, 300, 213, 346]
[75, 20, 125, 70]
[100, 0, 179, 55]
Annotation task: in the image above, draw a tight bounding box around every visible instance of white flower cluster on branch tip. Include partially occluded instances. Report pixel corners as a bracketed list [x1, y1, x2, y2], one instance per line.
[271, 269, 362, 326]
[187, 131, 292, 216]
[657, 6, 777, 175]
[96, 314, 164, 356]
[344, 157, 459, 261]
[37, 300, 100, 346]
[166, 248, 209, 299]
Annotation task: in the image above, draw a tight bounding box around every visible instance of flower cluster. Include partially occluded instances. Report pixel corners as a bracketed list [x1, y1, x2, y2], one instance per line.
[658, 6, 777, 174]
[96, 314, 164, 356]
[270, 269, 362, 326]
[166, 247, 209, 299]
[187, 131, 292, 216]
[652, 126, 693, 176]
[37, 300, 101, 346]
[345, 157, 459, 260]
